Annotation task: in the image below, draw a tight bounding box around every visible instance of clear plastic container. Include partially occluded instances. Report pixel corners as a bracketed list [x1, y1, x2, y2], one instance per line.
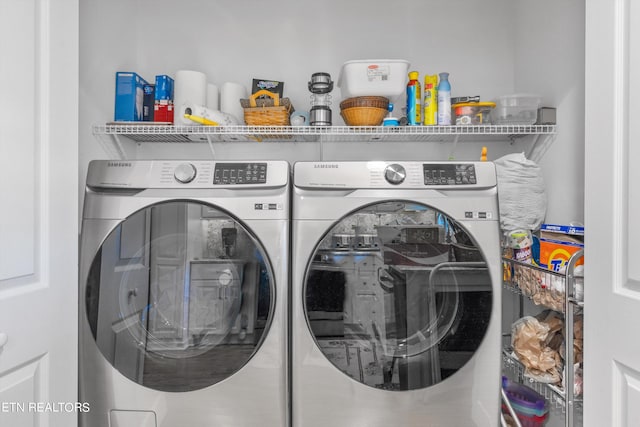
[491, 94, 541, 125]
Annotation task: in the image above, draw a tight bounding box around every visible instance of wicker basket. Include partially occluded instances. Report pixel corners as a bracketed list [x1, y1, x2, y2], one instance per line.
[340, 106, 387, 126]
[240, 89, 293, 126]
[340, 96, 389, 110]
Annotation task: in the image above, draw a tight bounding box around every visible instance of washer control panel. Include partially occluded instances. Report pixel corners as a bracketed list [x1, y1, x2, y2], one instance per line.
[423, 163, 476, 185]
[214, 162, 267, 185]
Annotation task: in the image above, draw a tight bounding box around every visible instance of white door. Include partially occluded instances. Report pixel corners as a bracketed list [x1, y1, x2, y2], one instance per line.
[584, 0, 640, 426]
[0, 1, 78, 426]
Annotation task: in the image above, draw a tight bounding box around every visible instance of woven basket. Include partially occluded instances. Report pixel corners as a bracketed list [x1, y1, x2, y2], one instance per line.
[240, 89, 293, 126]
[340, 106, 387, 126]
[340, 96, 389, 110]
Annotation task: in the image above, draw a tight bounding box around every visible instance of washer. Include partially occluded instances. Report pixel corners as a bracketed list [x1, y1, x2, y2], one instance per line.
[291, 161, 501, 427]
[79, 160, 289, 427]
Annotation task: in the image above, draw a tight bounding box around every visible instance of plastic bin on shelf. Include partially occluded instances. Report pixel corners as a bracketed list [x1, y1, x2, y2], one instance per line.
[337, 59, 410, 100]
[502, 376, 549, 426]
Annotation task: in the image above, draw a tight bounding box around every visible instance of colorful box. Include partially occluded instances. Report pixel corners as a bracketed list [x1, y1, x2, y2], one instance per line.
[153, 101, 173, 123]
[153, 75, 174, 123]
[154, 75, 174, 101]
[143, 84, 155, 121]
[539, 224, 584, 272]
[114, 72, 148, 121]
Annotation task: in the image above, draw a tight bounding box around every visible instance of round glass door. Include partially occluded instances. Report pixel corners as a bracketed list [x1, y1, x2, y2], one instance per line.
[304, 201, 492, 391]
[85, 201, 274, 392]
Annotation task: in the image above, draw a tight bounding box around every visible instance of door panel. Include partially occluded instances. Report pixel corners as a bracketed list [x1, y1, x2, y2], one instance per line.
[148, 203, 187, 346]
[0, 1, 78, 426]
[0, 1, 35, 282]
[585, 0, 640, 425]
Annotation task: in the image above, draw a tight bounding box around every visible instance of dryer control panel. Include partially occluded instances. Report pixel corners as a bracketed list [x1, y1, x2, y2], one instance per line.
[294, 161, 495, 190]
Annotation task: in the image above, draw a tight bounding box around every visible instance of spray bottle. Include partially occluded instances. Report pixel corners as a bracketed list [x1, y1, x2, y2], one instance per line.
[406, 71, 421, 125]
[422, 74, 438, 125]
[437, 72, 451, 125]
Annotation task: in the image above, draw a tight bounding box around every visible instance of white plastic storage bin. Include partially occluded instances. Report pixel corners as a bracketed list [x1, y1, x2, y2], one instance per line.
[491, 94, 541, 125]
[337, 59, 410, 101]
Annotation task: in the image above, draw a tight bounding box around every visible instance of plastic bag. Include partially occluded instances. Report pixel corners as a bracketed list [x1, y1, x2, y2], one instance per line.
[494, 153, 547, 232]
[511, 313, 562, 383]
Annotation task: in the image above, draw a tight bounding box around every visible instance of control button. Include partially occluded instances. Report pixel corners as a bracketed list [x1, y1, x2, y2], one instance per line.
[384, 164, 406, 185]
[174, 163, 197, 184]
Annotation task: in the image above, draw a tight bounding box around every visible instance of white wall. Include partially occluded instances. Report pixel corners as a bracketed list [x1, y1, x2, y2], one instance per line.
[514, 0, 586, 225]
[79, 0, 585, 225]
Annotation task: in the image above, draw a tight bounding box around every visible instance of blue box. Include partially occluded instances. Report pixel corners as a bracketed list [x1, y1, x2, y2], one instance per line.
[154, 75, 174, 101]
[114, 72, 148, 121]
[540, 223, 584, 236]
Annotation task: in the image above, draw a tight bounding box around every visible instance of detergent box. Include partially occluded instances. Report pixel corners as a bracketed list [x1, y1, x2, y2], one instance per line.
[153, 75, 174, 123]
[114, 71, 148, 121]
[539, 224, 584, 272]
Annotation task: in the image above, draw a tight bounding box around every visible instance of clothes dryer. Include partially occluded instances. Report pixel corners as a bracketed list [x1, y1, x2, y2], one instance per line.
[291, 161, 501, 427]
[79, 160, 289, 427]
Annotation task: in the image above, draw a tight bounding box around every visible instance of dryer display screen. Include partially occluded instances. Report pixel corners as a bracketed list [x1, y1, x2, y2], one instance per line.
[214, 163, 267, 184]
[423, 164, 476, 185]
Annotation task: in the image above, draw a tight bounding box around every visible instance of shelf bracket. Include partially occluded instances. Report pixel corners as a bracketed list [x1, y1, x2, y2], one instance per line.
[205, 134, 216, 158]
[525, 134, 542, 160]
[109, 134, 127, 160]
[448, 135, 460, 160]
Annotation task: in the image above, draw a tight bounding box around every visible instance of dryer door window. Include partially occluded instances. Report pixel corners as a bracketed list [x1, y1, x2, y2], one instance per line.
[304, 201, 492, 391]
[84, 201, 274, 392]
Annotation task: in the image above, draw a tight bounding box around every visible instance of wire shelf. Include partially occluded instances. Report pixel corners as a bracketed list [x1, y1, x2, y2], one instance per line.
[502, 349, 583, 421]
[502, 257, 583, 313]
[93, 123, 557, 144]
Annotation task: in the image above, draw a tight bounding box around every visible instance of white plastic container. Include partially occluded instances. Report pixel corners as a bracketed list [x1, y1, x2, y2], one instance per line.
[337, 59, 410, 100]
[491, 94, 541, 125]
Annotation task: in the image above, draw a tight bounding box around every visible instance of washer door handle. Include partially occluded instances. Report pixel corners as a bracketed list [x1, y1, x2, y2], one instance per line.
[0, 332, 8, 350]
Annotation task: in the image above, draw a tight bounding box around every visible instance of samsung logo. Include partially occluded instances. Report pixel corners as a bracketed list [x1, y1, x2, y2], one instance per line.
[107, 161, 132, 168]
[314, 164, 339, 169]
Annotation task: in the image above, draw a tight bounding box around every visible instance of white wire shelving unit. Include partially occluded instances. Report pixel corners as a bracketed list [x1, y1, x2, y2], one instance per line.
[92, 123, 557, 160]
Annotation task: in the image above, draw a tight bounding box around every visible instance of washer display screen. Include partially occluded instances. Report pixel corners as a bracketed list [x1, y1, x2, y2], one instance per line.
[214, 162, 267, 184]
[84, 201, 274, 392]
[303, 201, 492, 391]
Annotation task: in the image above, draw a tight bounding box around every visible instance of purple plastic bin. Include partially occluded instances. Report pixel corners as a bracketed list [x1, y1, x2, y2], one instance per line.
[502, 376, 549, 418]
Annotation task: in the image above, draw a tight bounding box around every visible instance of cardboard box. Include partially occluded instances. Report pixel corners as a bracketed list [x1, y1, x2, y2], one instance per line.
[539, 224, 584, 272]
[114, 72, 148, 121]
[153, 100, 173, 123]
[143, 84, 155, 121]
[154, 75, 174, 101]
[153, 75, 174, 123]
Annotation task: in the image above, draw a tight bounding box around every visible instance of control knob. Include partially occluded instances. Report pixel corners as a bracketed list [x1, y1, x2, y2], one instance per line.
[174, 163, 197, 184]
[384, 163, 406, 185]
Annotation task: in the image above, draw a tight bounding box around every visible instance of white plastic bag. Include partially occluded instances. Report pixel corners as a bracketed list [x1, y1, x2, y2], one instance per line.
[494, 152, 547, 232]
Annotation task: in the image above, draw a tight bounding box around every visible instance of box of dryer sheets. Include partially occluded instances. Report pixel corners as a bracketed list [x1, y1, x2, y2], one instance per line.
[114, 72, 148, 121]
[539, 224, 584, 272]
